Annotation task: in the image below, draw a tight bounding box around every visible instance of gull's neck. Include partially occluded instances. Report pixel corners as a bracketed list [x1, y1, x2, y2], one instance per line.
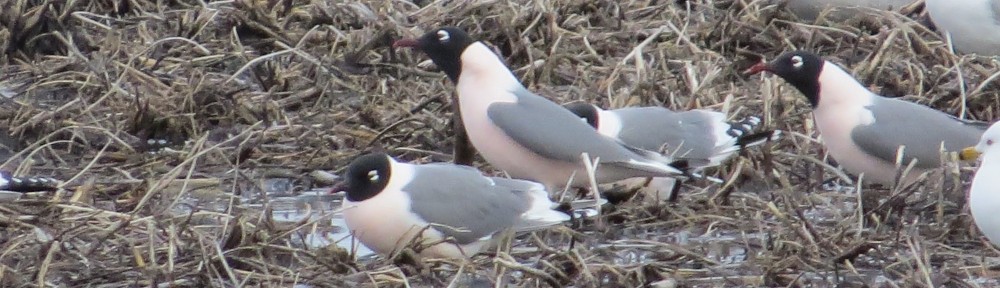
[596, 109, 623, 137]
[982, 150, 1000, 166]
[814, 61, 875, 110]
[385, 159, 414, 195]
[454, 42, 523, 104]
[458, 43, 523, 89]
[971, 151, 1000, 200]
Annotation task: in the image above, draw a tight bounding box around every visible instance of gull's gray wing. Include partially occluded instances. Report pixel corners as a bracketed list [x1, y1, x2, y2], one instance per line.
[484, 177, 569, 231]
[404, 163, 533, 244]
[487, 177, 545, 194]
[850, 97, 987, 168]
[486, 87, 676, 171]
[611, 107, 721, 159]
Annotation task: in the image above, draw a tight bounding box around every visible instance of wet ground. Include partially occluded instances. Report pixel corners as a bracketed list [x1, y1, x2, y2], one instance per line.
[146, 167, 1000, 287]
[1, 0, 1000, 286]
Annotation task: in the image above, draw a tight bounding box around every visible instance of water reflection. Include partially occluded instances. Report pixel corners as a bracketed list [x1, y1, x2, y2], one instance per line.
[175, 177, 378, 260]
[265, 185, 377, 259]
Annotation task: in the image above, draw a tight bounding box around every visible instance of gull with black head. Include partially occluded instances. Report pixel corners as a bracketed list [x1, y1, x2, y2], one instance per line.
[746, 50, 986, 185]
[333, 152, 569, 259]
[393, 27, 690, 192]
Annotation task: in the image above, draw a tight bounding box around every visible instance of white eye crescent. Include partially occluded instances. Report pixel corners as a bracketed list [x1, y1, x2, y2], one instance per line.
[437, 30, 450, 42]
[367, 170, 379, 182]
[791, 55, 804, 68]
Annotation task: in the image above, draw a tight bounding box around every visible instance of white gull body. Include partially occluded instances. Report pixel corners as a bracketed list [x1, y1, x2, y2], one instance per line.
[455, 44, 586, 189]
[966, 122, 1000, 246]
[808, 62, 898, 184]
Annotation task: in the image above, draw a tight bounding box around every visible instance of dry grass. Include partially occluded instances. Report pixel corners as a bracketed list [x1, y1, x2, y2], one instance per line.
[0, 0, 998, 286]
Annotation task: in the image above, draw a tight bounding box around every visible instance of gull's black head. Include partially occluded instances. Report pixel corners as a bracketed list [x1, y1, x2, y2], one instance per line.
[746, 50, 825, 107]
[394, 27, 477, 83]
[564, 102, 600, 129]
[334, 152, 392, 202]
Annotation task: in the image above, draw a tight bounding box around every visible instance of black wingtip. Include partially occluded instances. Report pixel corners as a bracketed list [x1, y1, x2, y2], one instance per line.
[1, 176, 60, 193]
[668, 159, 691, 171]
[736, 130, 782, 148]
[669, 158, 715, 183]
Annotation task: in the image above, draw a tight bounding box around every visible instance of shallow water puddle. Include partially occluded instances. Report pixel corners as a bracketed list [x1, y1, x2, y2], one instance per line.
[261, 187, 377, 259]
[171, 177, 378, 259]
[594, 229, 755, 266]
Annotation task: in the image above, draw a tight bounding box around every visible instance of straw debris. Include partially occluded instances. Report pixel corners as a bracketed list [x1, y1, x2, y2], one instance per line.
[0, 0, 996, 286]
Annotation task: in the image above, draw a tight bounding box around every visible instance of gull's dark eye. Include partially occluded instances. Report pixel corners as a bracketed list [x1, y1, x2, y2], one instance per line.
[988, 139, 995, 146]
[437, 30, 450, 42]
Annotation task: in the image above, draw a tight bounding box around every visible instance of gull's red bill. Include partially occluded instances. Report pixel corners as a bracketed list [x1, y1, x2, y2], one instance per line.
[392, 38, 420, 48]
[743, 62, 770, 75]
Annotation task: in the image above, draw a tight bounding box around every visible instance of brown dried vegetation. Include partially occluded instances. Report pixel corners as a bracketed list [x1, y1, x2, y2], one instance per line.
[0, 0, 997, 286]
